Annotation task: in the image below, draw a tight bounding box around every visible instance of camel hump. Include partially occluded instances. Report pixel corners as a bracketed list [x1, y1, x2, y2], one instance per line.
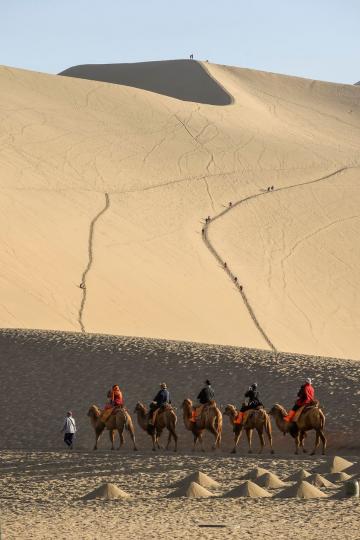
[208, 399, 217, 407]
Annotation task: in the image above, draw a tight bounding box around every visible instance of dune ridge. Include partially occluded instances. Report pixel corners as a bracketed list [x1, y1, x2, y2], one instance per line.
[0, 61, 360, 358]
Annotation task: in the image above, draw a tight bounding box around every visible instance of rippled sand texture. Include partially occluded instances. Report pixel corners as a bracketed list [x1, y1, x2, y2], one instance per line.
[0, 451, 359, 540]
[0, 61, 360, 358]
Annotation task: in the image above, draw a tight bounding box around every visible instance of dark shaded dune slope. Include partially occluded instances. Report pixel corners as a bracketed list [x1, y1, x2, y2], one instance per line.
[0, 329, 359, 452]
[59, 59, 232, 105]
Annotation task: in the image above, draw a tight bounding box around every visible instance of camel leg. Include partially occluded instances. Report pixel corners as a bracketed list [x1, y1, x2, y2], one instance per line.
[195, 432, 205, 452]
[231, 427, 242, 454]
[266, 424, 274, 454]
[151, 432, 157, 451]
[93, 427, 103, 451]
[319, 430, 326, 455]
[299, 431, 307, 453]
[126, 423, 138, 451]
[167, 428, 178, 452]
[257, 428, 265, 454]
[209, 426, 219, 450]
[310, 431, 320, 456]
[246, 429, 253, 453]
[173, 430, 178, 452]
[192, 432, 198, 452]
[294, 433, 300, 455]
[109, 429, 115, 450]
[118, 429, 125, 450]
[166, 431, 172, 450]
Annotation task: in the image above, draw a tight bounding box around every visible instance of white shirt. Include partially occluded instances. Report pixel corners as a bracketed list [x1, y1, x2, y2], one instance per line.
[63, 416, 76, 434]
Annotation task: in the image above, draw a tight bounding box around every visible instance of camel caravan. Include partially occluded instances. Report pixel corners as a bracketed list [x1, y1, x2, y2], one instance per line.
[87, 378, 327, 455]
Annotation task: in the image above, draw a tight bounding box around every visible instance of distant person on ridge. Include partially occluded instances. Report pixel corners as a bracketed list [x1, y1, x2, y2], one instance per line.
[191, 380, 215, 422]
[61, 411, 76, 450]
[284, 378, 315, 423]
[149, 382, 171, 425]
[235, 383, 263, 425]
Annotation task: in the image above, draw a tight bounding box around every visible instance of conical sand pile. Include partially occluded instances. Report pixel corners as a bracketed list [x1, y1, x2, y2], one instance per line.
[286, 469, 311, 482]
[307, 473, 336, 488]
[168, 481, 214, 498]
[331, 479, 360, 499]
[325, 472, 352, 483]
[171, 471, 219, 489]
[276, 480, 328, 499]
[223, 480, 272, 498]
[243, 467, 269, 480]
[255, 472, 286, 489]
[313, 456, 354, 474]
[82, 483, 130, 500]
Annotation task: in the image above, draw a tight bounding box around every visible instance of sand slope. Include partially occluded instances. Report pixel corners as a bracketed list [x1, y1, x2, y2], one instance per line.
[0, 61, 360, 358]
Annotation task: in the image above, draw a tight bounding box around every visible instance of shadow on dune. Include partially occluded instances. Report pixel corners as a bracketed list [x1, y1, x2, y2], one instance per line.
[59, 59, 233, 105]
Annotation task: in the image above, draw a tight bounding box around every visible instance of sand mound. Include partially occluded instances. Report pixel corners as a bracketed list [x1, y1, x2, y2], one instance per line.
[223, 480, 272, 498]
[243, 467, 269, 480]
[325, 472, 352, 483]
[276, 481, 327, 499]
[286, 469, 311, 482]
[168, 481, 214, 498]
[331, 480, 360, 499]
[60, 59, 232, 105]
[82, 483, 130, 500]
[255, 472, 286, 489]
[313, 456, 354, 474]
[307, 474, 336, 488]
[171, 471, 219, 489]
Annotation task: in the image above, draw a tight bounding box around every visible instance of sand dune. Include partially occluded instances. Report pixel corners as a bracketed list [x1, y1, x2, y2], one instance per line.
[0, 61, 360, 358]
[60, 59, 233, 105]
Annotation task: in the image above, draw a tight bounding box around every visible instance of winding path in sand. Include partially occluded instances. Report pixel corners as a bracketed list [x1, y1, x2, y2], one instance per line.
[202, 165, 357, 352]
[78, 193, 110, 332]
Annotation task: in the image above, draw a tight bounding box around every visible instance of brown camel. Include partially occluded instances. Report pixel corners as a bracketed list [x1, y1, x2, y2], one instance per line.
[134, 402, 178, 451]
[269, 403, 326, 455]
[87, 405, 137, 451]
[182, 399, 222, 451]
[224, 404, 274, 454]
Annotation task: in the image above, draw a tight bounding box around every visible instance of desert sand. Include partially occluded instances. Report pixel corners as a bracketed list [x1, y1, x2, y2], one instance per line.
[0, 329, 359, 537]
[0, 59, 360, 538]
[0, 60, 360, 358]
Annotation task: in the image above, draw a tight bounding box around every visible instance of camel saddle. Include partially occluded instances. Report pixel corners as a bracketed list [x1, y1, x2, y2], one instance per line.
[293, 401, 319, 423]
[193, 402, 214, 425]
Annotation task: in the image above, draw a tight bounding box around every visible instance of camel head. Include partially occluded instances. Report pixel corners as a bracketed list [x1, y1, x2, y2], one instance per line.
[134, 402, 147, 415]
[224, 404, 237, 417]
[87, 405, 101, 418]
[269, 404, 287, 417]
[181, 398, 193, 410]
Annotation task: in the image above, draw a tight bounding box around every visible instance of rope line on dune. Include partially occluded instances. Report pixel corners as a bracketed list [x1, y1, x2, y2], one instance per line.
[78, 193, 110, 333]
[202, 165, 356, 352]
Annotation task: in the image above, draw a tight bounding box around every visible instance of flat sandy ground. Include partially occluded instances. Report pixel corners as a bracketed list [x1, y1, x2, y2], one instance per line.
[0, 451, 359, 539]
[0, 329, 359, 538]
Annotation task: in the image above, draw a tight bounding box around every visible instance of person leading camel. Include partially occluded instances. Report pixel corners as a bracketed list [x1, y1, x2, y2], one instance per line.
[191, 380, 215, 422]
[149, 382, 171, 425]
[235, 383, 263, 425]
[284, 378, 315, 423]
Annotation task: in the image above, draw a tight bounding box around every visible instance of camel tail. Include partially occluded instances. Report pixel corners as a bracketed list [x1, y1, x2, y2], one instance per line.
[319, 409, 325, 430]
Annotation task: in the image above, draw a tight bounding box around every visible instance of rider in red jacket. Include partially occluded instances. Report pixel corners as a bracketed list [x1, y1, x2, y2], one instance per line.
[284, 378, 314, 422]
